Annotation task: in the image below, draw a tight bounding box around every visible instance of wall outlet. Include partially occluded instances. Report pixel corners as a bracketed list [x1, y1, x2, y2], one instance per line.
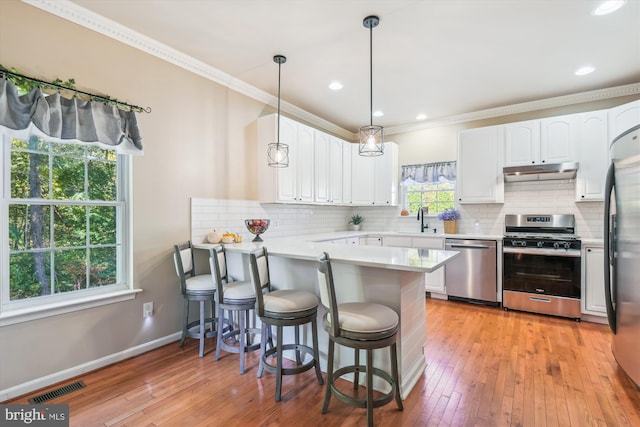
[143, 302, 153, 318]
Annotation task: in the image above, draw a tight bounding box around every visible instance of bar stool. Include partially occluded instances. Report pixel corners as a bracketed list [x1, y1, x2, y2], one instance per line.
[209, 245, 260, 374]
[172, 241, 217, 357]
[248, 247, 324, 401]
[316, 252, 403, 427]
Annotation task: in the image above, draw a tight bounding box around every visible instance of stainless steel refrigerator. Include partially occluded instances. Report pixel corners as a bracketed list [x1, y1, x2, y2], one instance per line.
[604, 124, 640, 388]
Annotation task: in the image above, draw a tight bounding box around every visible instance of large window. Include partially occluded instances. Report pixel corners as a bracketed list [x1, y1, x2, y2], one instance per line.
[404, 181, 455, 215]
[1, 130, 130, 313]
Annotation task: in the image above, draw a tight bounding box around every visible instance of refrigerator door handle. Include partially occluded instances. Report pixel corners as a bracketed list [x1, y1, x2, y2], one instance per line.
[604, 162, 616, 334]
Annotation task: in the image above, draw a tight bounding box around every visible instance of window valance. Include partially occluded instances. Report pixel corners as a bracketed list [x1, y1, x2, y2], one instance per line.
[0, 78, 143, 155]
[401, 161, 457, 185]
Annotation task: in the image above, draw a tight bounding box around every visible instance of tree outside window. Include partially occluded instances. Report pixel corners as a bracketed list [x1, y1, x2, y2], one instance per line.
[404, 181, 455, 215]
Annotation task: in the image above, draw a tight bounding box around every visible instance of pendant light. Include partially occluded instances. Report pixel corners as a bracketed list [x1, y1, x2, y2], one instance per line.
[359, 15, 384, 157]
[268, 55, 289, 167]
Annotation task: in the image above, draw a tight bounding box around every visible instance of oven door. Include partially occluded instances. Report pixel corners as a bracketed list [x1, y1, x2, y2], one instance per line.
[503, 247, 581, 298]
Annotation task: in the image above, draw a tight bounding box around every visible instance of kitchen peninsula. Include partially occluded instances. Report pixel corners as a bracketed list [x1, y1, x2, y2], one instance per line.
[195, 235, 459, 399]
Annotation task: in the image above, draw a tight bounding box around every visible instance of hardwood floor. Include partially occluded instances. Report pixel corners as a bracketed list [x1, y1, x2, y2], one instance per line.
[7, 298, 640, 426]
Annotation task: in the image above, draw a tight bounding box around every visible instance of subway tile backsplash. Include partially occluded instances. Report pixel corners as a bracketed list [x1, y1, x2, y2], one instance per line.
[192, 180, 604, 243]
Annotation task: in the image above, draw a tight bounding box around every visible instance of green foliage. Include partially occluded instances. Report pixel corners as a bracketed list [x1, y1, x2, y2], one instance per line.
[405, 181, 455, 215]
[349, 214, 364, 225]
[8, 135, 119, 301]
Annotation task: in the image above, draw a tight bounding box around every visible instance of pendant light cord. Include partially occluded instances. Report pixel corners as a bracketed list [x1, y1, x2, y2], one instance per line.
[277, 59, 282, 145]
[369, 23, 373, 127]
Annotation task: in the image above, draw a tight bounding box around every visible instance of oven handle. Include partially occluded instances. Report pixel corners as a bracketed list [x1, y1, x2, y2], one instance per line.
[503, 247, 581, 257]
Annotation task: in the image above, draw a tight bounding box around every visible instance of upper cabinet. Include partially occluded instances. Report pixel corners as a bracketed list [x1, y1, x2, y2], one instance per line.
[349, 142, 399, 206]
[575, 110, 608, 201]
[504, 116, 577, 167]
[314, 133, 344, 204]
[257, 114, 314, 204]
[457, 125, 504, 204]
[608, 100, 640, 142]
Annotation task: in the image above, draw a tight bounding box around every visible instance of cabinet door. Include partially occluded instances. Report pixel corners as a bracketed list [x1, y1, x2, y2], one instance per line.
[328, 137, 343, 204]
[276, 117, 298, 202]
[382, 236, 412, 247]
[342, 141, 353, 204]
[296, 125, 315, 202]
[540, 115, 577, 164]
[360, 236, 382, 246]
[350, 144, 375, 205]
[314, 131, 330, 203]
[608, 100, 640, 142]
[373, 142, 399, 206]
[412, 237, 445, 293]
[504, 120, 540, 166]
[576, 111, 608, 201]
[582, 246, 606, 316]
[457, 126, 504, 204]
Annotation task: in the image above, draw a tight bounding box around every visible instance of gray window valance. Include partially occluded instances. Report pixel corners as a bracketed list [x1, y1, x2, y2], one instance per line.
[0, 78, 143, 155]
[401, 161, 457, 185]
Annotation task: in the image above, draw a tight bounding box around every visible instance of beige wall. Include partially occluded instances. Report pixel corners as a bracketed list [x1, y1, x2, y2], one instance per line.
[0, 0, 271, 395]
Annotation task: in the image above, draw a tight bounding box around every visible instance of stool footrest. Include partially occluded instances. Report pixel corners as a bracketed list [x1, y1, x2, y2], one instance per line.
[261, 344, 319, 376]
[219, 328, 261, 354]
[329, 365, 396, 409]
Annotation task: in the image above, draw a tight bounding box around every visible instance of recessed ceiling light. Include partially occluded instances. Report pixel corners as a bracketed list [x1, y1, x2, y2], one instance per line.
[593, 0, 625, 15]
[416, 113, 428, 121]
[328, 81, 343, 90]
[575, 66, 595, 76]
[373, 110, 384, 117]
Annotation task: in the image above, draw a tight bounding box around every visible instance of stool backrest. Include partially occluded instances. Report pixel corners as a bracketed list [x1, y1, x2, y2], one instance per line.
[208, 245, 229, 300]
[173, 241, 194, 295]
[248, 247, 271, 317]
[316, 252, 341, 338]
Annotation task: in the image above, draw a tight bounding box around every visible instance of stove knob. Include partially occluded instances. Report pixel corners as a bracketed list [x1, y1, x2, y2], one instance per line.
[563, 242, 571, 250]
[553, 242, 560, 249]
[511, 240, 517, 246]
[537, 241, 544, 248]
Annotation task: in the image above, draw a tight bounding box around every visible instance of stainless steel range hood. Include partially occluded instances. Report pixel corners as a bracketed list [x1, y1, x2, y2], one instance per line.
[503, 162, 579, 182]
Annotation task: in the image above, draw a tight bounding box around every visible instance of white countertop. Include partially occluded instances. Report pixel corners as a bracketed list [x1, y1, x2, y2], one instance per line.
[194, 236, 459, 273]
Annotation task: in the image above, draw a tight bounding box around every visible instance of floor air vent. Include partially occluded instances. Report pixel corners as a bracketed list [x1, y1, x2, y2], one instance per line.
[28, 380, 86, 404]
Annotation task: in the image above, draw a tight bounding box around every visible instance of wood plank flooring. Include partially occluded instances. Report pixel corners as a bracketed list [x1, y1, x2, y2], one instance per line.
[7, 298, 640, 426]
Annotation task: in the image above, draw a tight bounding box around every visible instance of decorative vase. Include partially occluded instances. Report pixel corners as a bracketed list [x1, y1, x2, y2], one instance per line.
[444, 220, 457, 234]
[350, 224, 361, 231]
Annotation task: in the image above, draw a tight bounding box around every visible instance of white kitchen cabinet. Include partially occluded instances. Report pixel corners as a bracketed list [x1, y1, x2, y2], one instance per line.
[504, 116, 576, 167]
[412, 237, 446, 295]
[258, 114, 314, 204]
[342, 141, 352, 204]
[457, 125, 504, 204]
[360, 236, 383, 246]
[382, 236, 412, 248]
[315, 134, 344, 204]
[328, 137, 344, 204]
[582, 245, 606, 316]
[350, 142, 398, 206]
[576, 110, 609, 201]
[608, 99, 640, 142]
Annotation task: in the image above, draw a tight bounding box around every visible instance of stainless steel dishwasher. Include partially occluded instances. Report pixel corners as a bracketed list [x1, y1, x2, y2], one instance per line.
[445, 238, 497, 303]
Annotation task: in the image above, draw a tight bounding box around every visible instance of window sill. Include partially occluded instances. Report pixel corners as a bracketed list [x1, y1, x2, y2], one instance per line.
[0, 289, 142, 327]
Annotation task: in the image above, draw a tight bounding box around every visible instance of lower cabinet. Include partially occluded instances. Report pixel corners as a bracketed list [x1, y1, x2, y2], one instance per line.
[582, 245, 606, 316]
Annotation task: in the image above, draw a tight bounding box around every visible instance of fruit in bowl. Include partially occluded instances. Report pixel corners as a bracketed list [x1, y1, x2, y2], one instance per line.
[245, 219, 270, 242]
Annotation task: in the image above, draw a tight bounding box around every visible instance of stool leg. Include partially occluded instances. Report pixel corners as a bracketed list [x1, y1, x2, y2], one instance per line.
[353, 348, 360, 389]
[257, 322, 267, 378]
[275, 325, 284, 401]
[199, 300, 206, 357]
[214, 305, 224, 362]
[322, 338, 335, 414]
[366, 349, 374, 427]
[239, 310, 246, 374]
[391, 342, 404, 410]
[180, 299, 189, 347]
[294, 325, 302, 365]
[311, 316, 324, 384]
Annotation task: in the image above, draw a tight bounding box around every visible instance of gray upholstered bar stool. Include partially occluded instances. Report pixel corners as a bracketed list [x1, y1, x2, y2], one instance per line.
[173, 241, 217, 357]
[248, 247, 324, 402]
[209, 245, 260, 374]
[316, 252, 403, 427]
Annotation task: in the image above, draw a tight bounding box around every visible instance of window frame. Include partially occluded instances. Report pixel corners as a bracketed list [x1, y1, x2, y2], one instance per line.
[402, 180, 457, 216]
[0, 129, 137, 326]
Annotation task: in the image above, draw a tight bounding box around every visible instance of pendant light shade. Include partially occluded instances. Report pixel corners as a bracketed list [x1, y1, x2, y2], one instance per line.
[268, 55, 289, 167]
[359, 15, 384, 157]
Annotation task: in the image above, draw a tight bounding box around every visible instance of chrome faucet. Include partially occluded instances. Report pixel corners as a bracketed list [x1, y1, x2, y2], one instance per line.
[417, 207, 428, 233]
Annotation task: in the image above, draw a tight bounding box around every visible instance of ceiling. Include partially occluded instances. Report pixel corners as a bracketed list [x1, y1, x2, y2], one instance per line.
[64, 0, 640, 134]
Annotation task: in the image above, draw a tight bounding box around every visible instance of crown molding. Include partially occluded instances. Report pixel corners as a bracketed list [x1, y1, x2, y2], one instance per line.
[386, 83, 640, 135]
[23, 0, 640, 141]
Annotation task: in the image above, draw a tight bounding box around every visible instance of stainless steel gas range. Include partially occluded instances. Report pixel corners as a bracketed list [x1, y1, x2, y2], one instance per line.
[502, 214, 582, 320]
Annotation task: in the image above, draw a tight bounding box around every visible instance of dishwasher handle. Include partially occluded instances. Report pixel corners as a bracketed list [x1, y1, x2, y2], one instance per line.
[448, 244, 492, 250]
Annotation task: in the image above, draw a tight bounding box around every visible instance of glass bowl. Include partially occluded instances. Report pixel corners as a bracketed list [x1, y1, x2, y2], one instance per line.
[245, 219, 270, 242]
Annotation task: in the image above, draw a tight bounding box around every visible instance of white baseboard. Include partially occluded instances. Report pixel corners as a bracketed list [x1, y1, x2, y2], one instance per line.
[0, 332, 181, 402]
